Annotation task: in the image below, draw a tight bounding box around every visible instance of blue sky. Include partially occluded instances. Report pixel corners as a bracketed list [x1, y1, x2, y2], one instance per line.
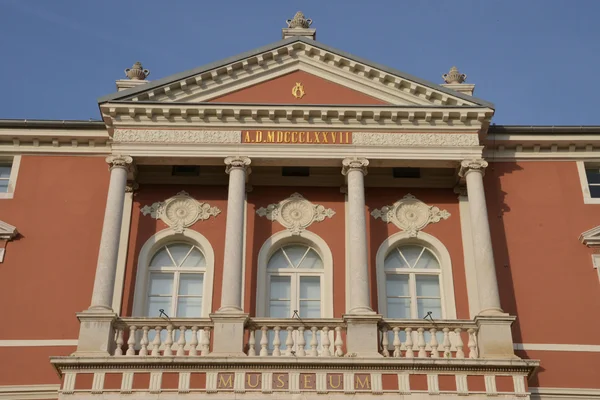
[1, 0, 599, 125]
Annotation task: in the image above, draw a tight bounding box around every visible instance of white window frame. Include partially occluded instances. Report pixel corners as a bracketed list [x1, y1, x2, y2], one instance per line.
[576, 161, 600, 204]
[132, 228, 215, 317]
[376, 231, 457, 320]
[0, 155, 21, 200]
[256, 230, 333, 318]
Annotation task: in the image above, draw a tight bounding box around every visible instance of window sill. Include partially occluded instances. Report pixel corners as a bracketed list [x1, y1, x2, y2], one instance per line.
[0, 193, 14, 200]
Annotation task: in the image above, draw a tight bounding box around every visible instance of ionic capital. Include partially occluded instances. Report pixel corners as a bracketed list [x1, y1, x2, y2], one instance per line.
[342, 157, 369, 176]
[106, 155, 133, 171]
[225, 156, 251, 174]
[125, 181, 139, 193]
[459, 159, 488, 178]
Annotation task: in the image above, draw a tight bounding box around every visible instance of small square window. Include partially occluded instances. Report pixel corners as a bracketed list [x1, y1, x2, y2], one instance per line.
[586, 168, 600, 198]
[0, 163, 11, 193]
[172, 165, 200, 177]
[282, 167, 310, 177]
[0, 156, 19, 199]
[392, 167, 421, 179]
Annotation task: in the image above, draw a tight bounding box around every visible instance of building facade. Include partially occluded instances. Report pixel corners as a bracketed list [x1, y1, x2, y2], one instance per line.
[1, 12, 599, 400]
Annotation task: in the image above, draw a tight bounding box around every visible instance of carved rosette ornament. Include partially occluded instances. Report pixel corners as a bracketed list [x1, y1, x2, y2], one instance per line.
[106, 155, 133, 171]
[125, 61, 150, 80]
[224, 156, 251, 174]
[286, 11, 312, 28]
[140, 191, 221, 233]
[371, 194, 450, 237]
[459, 159, 489, 177]
[256, 193, 335, 235]
[442, 66, 467, 84]
[342, 157, 369, 176]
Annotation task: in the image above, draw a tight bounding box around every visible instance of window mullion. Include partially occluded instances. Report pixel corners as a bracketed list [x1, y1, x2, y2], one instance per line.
[409, 273, 418, 318]
[172, 271, 180, 317]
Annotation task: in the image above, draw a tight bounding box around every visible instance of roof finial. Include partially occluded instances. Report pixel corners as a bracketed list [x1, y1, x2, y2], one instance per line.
[282, 11, 316, 40]
[125, 61, 150, 81]
[286, 11, 312, 29]
[442, 66, 466, 84]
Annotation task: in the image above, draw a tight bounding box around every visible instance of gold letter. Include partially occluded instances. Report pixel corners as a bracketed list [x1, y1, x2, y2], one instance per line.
[331, 132, 337, 143]
[275, 374, 286, 388]
[277, 131, 283, 143]
[267, 131, 274, 143]
[355, 375, 370, 390]
[218, 374, 233, 388]
[345, 131, 350, 144]
[307, 132, 313, 143]
[292, 131, 298, 143]
[247, 374, 260, 388]
[256, 131, 263, 143]
[299, 131, 305, 143]
[284, 131, 291, 143]
[314, 132, 321, 143]
[303, 375, 314, 389]
[244, 131, 251, 143]
[322, 132, 329, 143]
[328, 375, 342, 389]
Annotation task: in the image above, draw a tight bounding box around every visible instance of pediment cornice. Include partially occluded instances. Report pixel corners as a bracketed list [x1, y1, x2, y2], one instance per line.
[580, 226, 600, 247]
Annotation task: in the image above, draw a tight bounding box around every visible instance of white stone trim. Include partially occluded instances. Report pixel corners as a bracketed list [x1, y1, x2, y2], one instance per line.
[0, 339, 77, 346]
[178, 372, 190, 393]
[0, 384, 60, 399]
[255, 230, 334, 317]
[111, 189, 134, 314]
[593, 254, 600, 283]
[0, 155, 20, 200]
[484, 375, 497, 396]
[344, 190, 350, 313]
[149, 372, 162, 393]
[375, 231, 457, 319]
[427, 374, 439, 394]
[121, 372, 133, 394]
[91, 372, 104, 394]
[530, 387, 600, 398]
[458, 192, 481, 317]
[513, 375, 527, 396]
[113, 129, 241, 144]
[132, 228, 215, 317]
[397, 373, 410, 394]
[514, 343, 600, 352]
[576, 161, 600, 204]
[455, 374, 468, 395]
[353, 132, 479, 147]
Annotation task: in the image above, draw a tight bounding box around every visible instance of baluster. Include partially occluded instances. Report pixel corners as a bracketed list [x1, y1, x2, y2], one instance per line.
[285, 327, 294, 356]
[321, 327, 331, 357]
[189, 326, 199, 356]
[468, 328, 478, 359]
[164, 325, 174, 356]
[260, 326, 269, 356]
[442, 328, 451, 358]
[381, 327, 389, 357]
[404, 328, 414, 358]
[309, 327, 318, 356]
[151, 326, 162, 356]
[176, 326, 186, 356]
[454, 328, 465, 359]
[297, 327, 306, 357]
[139, 326, 150, 356]
[334, 327, 343, 357]
[126, 326, 137, 356]
[393, 327, 401, 357]
[417, 328, 426, 358]
[201, 327, 211, 356]
[248, 330, 256, 356]
[273, 327, 281, 356]
[429, 328, 439, 358]
[114, 328, 124, 356]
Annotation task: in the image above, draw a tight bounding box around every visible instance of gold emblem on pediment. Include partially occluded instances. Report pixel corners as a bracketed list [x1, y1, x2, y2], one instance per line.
[292, 82, 305, 99]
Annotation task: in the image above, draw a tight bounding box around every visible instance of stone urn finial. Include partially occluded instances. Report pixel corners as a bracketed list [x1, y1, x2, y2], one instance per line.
[286, 11, 312, 29]
[125, 61, 150, 80]
[442, 66, 467, 84]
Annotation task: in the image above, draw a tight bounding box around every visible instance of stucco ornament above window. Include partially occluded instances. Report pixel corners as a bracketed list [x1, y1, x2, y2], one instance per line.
[256, 193, 335, 235]
[371, 194, 450, 237]
[140, 191, 221, 233]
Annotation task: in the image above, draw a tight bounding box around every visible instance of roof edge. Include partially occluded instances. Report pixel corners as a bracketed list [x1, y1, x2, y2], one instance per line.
[489, 125, 600, 134]
[0, 119, 106, 130]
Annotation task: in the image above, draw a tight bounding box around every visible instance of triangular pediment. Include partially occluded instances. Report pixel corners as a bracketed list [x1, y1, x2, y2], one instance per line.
[0, 220, 18, 240]
[580, 226, 600, 247]
[99, 37, 493, 108]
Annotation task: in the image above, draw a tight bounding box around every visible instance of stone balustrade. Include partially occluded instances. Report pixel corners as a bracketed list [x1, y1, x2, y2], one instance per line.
[379, 319, 479, 359]
[246, 318, 346, 357]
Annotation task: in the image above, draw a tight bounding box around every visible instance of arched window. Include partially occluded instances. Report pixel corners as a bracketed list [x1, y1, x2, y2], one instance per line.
[376, 231, 456, 320]
[133, 229, 215, 318]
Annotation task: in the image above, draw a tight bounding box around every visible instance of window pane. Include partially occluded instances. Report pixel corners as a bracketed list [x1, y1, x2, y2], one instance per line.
[300, 300, 321, 317]
[0, 180, 8, 193]
[149, 247, 174, 267]
[417, 298, 442, 319]
[300, 249, 323, 269]
[181, 248, 205, 268]
[284, 245, 308, 267]
[270, 276, 291, 299]
[386, 274, 409, 297]
[387, 298, 411, 319]
[168, 243, 192, 266]
[269, 300, 290, 318]
[147, 297, 172, 317]
[415, 275, 440, 297]
[414, 250, 439, 269]
[178, 274, 204, 296]
[384, 249, 408, 269]
[149, 273, 174, 295]
[267, 249, 290, 269]
[586, 168, 600, 184]
[177, 297, 202, 317]
[399, 245, 424, 267]
[300, 276, 320, 299]
[0, 165, 11, 178]
[590, 185, 600, 198]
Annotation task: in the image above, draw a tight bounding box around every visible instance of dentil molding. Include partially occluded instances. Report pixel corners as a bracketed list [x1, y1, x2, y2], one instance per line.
[113, 129, 241, 144]
[140, 191, 221, 233]
[256, 193, 335, 235]
[371, 194, 450, 237]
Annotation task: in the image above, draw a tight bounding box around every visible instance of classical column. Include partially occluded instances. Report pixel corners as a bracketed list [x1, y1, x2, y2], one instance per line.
[218, 156, 251, 313]
[89, 155, 133, 310]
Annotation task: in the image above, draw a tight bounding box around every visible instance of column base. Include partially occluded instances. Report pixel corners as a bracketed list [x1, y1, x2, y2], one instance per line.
[209, 313, 249, 357]
[475, 314, 520, 359]
[343, 314, 383, 358]
[73, 310, 118, 357]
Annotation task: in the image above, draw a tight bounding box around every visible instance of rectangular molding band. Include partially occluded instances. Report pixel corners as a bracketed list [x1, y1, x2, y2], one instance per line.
[514, 343, 600, 352]
[0, 384, 60, 399]
[0, 339, 78, 347]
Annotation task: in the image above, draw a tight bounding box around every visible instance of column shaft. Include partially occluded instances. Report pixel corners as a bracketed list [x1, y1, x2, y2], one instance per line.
[218, 156, 251, 313]
[89, 155, 132, 311]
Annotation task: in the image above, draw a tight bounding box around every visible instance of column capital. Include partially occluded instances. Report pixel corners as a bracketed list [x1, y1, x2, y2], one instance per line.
[342, 157, 369, 176]
[459, 158, 488, 178]
[453, 184, 468, 197]
[106, 155, 133, 171]
[125, 181, 139, 193]
[224, 156, 251, 174]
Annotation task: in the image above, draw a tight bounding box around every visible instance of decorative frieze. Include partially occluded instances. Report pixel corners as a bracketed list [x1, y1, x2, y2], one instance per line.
[371, 194, 450, 237]
[352, 132, 479, 147]
[141, 191, 221, 233]
[256, 193, 335, 235]
[113, 129, 241, 144]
